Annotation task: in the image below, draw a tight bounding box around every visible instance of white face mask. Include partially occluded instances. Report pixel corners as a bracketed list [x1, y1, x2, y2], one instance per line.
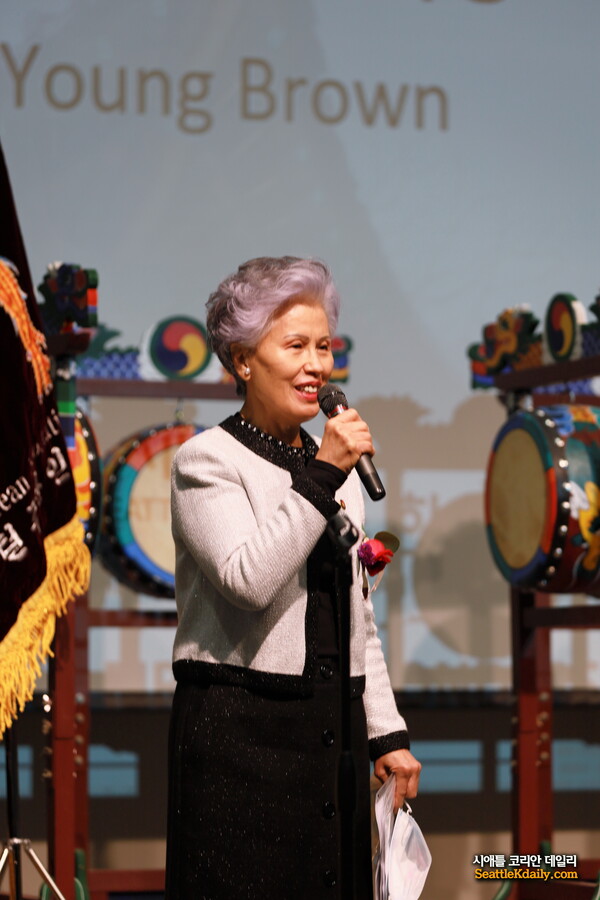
[374, 777, 432, 900]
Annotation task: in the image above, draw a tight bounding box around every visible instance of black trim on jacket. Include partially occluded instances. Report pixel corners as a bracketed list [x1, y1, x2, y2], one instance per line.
[173, 658, 367, 700]
[369, 729, 410, 761]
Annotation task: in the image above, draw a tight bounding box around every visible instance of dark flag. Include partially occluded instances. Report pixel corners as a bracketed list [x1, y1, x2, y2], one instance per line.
[0, 142, 91, 736]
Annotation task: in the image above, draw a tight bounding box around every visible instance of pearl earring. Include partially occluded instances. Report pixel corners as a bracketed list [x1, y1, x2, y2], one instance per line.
[244, 366, 251, 376]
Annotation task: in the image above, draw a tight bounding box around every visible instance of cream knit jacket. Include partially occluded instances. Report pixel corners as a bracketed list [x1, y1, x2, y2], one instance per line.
[170, 416, 408, 759]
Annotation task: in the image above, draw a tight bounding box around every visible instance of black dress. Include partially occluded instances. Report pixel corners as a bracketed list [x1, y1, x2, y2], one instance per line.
[166, 424, 374, 900]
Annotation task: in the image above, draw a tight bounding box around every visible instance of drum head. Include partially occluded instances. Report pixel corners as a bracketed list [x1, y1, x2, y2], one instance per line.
[100, 422, 203, 597]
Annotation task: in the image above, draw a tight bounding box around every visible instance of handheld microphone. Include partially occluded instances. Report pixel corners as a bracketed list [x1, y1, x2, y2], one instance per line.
[317, 384, 386, 501]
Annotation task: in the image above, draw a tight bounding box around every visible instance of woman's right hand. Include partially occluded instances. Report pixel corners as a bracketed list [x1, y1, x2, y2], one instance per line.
[315, 408, 375, 473]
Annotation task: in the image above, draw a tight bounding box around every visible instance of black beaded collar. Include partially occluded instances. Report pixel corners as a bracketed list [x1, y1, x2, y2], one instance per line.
[220, 412, 318, 474]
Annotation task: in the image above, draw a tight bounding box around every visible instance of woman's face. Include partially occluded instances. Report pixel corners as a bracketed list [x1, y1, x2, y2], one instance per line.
[237, 297, 334, 441]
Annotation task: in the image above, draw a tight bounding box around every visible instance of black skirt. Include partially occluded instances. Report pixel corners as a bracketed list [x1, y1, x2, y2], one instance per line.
[166, 659, 374, 900]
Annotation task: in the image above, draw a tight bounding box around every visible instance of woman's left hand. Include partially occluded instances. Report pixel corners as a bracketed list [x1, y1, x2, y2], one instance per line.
[374, 749, 422, 814]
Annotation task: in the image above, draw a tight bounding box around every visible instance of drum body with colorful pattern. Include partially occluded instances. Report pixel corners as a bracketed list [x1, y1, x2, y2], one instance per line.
[485, 405, 600, 597]
[70, 408, 102, 552]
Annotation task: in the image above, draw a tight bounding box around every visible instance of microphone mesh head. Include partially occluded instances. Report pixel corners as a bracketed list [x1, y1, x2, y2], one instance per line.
[318, 383, 348, 415]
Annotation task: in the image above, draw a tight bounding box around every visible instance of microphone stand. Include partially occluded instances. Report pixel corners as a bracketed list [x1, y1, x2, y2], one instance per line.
[327, 510, 359, 900]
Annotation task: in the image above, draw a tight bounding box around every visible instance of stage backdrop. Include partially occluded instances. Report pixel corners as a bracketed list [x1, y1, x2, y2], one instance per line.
[2, 0, 600, 692]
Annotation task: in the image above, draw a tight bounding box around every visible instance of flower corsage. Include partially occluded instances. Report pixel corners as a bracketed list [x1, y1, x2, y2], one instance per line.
[357, 530, 399, 595]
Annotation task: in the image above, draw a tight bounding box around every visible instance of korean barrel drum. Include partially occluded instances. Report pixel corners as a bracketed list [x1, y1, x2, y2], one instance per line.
[485, 405, 600, 596]
[99, 422, 203, 598]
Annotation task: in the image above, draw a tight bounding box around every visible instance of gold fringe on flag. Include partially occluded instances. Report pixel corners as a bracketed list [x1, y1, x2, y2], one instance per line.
[0, 514, 91, 738]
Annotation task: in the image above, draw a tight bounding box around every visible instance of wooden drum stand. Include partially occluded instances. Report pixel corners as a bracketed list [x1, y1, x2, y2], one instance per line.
[490, 356, 600, 900]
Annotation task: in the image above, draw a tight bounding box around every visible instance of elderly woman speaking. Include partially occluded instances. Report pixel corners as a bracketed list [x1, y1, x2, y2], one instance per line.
[166, 256, 420, 899]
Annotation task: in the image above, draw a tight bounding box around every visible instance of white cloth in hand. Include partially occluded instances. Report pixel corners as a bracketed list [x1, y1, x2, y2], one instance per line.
[373, 775, 432, 900]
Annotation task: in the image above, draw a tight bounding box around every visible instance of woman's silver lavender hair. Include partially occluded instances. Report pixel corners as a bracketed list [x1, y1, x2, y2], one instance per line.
[206, 256, 340, 395]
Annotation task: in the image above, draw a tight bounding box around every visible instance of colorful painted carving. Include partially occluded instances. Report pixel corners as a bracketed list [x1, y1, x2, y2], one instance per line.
[76, 323, 140, 379]
[38, 262, 98, 333]
[37, 262, 98, 455]
[77, 317, 354, 384]
[468, 290, 600, 393]
[37, 262, 354, 384]
[467, 306, 540, 387]
[331, 335, 352, 383]
[144, 316, 211, 380]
